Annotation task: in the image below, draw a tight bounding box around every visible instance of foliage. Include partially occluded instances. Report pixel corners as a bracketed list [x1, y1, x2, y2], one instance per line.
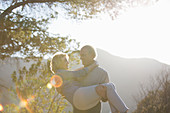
[0, 0, 159, 59]
[2, 59, 70, 113]
[0, 10, 79, 59]
[133, 68, 170, 113]
[0, 0, 159, 20]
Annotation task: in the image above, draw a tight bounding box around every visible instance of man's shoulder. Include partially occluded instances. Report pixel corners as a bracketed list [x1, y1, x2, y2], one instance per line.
[95, 66, 107, 73]
[93, 66, 108, 76]
[82, 66, 109, 85]
[92, 66, 109, 83]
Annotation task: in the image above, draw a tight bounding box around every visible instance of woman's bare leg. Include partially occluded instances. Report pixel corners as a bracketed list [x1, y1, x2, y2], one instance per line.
[96, 83, 129, 113]
[105, 83, 128, 113]
[95, 84, 107, 100]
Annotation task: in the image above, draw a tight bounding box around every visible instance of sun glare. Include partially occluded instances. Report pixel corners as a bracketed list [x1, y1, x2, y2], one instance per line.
[19, 100, 28, 108]
[49, 0, 170, 64]
[0, 104, 3, 112]
[98, 0, 170, 64]
[47, 83, 52, 89]
[50, 75, 63, 88]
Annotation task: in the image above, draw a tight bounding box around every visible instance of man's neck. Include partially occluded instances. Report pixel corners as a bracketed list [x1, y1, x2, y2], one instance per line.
[84, 60, 95, 67]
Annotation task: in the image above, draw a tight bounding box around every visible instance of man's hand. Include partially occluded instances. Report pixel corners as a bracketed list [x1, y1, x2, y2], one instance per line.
[95, 85, 108, 102]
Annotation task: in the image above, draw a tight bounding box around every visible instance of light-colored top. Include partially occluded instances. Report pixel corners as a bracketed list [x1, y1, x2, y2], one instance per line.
[56, 67, 89, 104]
[81, 66, 109, 87]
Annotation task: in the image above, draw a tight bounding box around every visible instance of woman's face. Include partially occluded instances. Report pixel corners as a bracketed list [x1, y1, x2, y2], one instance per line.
[61, 56, 69, 69]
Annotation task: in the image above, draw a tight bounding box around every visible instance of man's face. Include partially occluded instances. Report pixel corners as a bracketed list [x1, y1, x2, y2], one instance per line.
[80, 48, 93, 67]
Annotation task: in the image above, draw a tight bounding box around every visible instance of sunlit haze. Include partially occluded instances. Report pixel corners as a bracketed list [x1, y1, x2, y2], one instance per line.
[48, 0, 170, 65]
[0, 104, 3, 112]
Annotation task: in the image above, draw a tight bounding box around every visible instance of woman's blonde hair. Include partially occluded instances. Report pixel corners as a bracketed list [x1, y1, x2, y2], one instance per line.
[50, 52, 68, 74]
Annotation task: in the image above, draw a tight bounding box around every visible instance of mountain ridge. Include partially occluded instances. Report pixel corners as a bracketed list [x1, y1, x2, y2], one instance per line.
[96, 48, 169, 112]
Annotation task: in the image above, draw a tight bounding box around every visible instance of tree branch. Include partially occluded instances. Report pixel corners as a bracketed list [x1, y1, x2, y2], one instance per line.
[0, 84, 8, 89]
[0, 0, 66, 21]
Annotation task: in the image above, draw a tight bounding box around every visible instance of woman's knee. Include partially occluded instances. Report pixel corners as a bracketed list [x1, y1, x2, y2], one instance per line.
[95, 85, 107, 98]
[106, 83, 116, 90]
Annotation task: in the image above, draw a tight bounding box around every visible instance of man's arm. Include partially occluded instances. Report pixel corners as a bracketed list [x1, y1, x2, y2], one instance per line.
[95, 84, 108, 102]
[57, 62, 98, 80]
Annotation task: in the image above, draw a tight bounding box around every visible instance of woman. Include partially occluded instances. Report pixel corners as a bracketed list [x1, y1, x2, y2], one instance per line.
[50, 52, 128, 113]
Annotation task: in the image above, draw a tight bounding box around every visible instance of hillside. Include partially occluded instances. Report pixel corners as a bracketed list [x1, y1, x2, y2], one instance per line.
[96, 48, 169, 113]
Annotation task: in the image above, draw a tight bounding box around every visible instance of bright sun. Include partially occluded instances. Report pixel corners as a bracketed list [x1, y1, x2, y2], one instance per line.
[89, 0, 170, 64]
[49, 0, 170, 64]
[106, 0, 170, 64]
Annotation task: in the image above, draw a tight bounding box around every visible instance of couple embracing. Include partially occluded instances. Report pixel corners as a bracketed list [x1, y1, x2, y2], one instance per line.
[50, 45, 129, 113]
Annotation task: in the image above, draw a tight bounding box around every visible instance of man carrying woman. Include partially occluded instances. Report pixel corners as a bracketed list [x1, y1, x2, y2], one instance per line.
[50, 45, 128, 113]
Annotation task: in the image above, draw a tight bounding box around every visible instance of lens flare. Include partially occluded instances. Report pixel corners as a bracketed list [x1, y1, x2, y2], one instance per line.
[0, 104, 3, 111]
[50, 75, 63, 88]
[47, 83, 52, 89]
[16, 87, 34, 113]
[19, 100, 28, 108]
[27, 95, 35, 102]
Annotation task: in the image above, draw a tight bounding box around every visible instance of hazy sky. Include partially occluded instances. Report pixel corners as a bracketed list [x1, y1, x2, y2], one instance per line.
[48, 0, 170, 65]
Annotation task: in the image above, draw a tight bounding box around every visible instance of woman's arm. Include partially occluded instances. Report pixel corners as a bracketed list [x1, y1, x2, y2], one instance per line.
[57, 62, 98, 80]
